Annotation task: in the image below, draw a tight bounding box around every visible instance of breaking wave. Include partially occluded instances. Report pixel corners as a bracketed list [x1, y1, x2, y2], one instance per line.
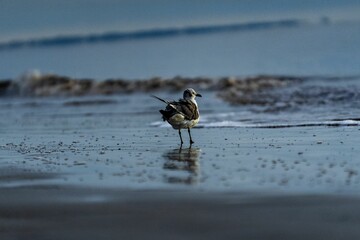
[0, 19, 303, 50]
[0, 71, 301, 97]
[2, 71, 360, 129]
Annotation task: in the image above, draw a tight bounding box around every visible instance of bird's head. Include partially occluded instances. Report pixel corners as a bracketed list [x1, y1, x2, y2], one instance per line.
[183, 88, 202, 100]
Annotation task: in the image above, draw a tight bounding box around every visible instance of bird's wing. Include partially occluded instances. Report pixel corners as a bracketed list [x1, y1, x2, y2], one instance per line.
[153, 95, 198, 120]
[152, 95, 184, 116]
[173, 99, 199, 120]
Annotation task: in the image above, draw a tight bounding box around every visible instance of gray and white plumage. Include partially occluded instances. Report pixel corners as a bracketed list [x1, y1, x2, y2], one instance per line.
[152, 88, 202, 145]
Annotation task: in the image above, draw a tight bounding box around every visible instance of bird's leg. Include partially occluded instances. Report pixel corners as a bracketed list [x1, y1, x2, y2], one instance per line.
[178, 129, 184, 146]
[188, 128, 194, 145]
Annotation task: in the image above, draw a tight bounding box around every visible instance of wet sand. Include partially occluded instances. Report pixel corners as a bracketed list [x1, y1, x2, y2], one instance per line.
[1, 124, 360, 239]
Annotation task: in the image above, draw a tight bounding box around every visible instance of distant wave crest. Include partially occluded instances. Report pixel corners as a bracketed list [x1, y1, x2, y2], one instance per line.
[0, 19, 303, 50]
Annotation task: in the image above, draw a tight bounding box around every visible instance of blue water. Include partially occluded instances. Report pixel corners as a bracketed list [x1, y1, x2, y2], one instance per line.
[0, 0, 360, 79]
[2, 0, 359, 40]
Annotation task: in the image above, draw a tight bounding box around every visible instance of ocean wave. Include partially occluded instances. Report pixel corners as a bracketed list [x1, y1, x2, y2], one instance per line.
[0, 72, 300, 97]
[2, 71, 359, 129]
[219, 80, 360, 112]
[0, 19, 303, 50]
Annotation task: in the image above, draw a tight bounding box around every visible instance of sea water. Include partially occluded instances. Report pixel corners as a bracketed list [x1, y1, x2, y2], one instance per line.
[0, 0, 360, 79]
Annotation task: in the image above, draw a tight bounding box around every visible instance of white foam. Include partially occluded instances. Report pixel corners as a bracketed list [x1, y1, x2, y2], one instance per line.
[151, 119, 360, 129]
[200, 121, 254, 128]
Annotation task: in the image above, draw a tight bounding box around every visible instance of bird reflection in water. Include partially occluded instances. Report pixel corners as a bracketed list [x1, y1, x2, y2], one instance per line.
[163, 147, 201, 185]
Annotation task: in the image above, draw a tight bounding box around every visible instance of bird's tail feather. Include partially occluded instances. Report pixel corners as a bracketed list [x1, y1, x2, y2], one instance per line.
[151, 95, 169, 104]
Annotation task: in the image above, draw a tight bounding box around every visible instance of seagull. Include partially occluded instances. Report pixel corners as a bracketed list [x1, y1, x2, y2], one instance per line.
[152, 88, 202, 146]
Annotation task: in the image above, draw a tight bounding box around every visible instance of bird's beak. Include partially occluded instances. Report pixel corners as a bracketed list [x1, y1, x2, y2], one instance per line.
[196, 93, 202, 97]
